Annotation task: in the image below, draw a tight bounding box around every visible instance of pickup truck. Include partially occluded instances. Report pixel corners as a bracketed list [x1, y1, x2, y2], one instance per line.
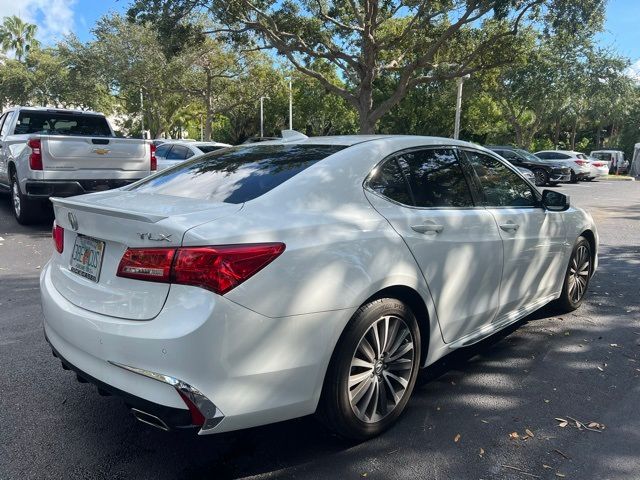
[0, 107, 156, 224]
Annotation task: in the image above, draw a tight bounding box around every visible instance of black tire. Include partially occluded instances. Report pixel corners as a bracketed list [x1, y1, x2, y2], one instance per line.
[10, 172, 41, 225]
[570, 171, 578, 183]
[533, 169, 549, 186]
[553, 236, 592, 313]
[317, 298, 421, 440]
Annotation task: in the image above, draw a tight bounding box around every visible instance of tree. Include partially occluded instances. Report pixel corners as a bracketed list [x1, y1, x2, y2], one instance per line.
[0, 16, 39, 61]
[129, 0, 605, 133]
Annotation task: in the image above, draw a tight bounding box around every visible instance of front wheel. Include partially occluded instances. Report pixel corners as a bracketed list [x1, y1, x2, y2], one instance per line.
[553, 236, 592, 312]
[317, 298, 421, 440]
[570, 171, 578, 183]
[533, 169, 549, 186]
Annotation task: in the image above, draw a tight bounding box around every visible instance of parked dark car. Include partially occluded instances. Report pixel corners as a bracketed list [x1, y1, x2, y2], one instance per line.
[487, 146, 572, 186]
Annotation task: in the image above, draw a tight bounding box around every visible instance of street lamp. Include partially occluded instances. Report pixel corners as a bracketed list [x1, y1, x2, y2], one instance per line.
[454, 74, 470, 140]
[288, 78, 293, 130]
[260, 95, 270, 137]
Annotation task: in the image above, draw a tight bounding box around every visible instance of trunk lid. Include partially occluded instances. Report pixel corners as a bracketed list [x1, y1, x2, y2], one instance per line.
[50, 191, 241, 320]
[42, 135, 150, 174]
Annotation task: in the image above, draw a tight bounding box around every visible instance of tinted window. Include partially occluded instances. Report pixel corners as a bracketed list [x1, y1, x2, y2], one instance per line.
[131, 144, 345, 203]
[14, 111, 111, 136]
[367, 158, 412, 205]
[499, 150, 520, 161]
[155, 144, 171, 158]
[399, 149, 474, 208]
[0, 113, 8, 137]
[198, 145, 226, 153]
[167, 145, 190, 160]
[465, 151, 536, 207]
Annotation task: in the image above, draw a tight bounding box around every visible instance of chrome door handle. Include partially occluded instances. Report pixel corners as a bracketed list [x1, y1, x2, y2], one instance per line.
[411, 223, 444, 234]
[499, 223, 520, 232]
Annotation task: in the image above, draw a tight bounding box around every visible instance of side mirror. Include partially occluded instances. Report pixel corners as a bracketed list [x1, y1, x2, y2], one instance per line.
[541, 189, 570, 212]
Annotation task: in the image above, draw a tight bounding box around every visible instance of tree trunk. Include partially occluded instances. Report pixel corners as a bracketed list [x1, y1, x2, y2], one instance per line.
[203, 70, 213, 141]
[553, 116, 561, 147]
[570, 119, 577, 150]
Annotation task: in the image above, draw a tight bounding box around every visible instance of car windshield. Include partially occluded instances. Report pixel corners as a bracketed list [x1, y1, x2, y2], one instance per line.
[15, 111, 112, 136]
[131, 144, 346, 203]
[512, 148, 541, 162]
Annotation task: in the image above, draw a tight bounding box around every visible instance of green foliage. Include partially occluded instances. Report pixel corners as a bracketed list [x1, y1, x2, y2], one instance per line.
[0, 15, 39, 61]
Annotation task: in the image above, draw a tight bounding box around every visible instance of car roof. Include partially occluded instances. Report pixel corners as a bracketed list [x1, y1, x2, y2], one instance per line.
[535, 150, 583, 155]
[252, 134, 486, 149]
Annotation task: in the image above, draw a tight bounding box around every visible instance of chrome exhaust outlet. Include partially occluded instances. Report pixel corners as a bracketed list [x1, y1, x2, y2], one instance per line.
[131, 408, 170, 431]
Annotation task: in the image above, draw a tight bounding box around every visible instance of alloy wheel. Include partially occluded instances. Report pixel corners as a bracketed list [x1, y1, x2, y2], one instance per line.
[568, 245, 590, 303]
[348, 315, 415, 423]
[534, 170, 547, 186]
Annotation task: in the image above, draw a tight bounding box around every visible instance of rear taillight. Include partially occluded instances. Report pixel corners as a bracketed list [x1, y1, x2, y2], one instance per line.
[52, 221, 64, 253]
[150, 144, 157, 171]
[116, 243, 285, 294]
[116, 248, 176, 282]
[28, 138, 43, 170]
[593, 162, 604, 167]
[575, 160, 588, 166]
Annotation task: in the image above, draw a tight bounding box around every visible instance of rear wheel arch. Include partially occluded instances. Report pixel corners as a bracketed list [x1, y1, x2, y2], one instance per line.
[580, 229, 597, 271]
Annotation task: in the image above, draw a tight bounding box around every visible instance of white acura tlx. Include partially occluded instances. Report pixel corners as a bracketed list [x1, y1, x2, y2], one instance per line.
[41, 134, 598, 440]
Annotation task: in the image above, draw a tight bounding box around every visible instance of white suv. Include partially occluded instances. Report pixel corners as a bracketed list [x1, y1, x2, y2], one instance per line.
[534, 150, 592, 183]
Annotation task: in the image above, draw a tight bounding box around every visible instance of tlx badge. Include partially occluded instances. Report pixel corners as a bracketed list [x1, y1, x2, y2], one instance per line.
[137, 233, 172, 242]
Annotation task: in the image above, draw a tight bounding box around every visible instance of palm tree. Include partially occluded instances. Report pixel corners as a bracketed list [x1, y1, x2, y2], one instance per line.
[0, 16, 39, 62]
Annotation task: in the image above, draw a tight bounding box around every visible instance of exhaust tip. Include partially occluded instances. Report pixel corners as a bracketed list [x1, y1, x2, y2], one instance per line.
[131, 408, 170, 431]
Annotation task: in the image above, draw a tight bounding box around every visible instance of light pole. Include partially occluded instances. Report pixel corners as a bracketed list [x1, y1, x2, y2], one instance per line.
[139, 88, 145, 140]
[260, 96, 270, 137]
[454, 74, 470, 140]
[288, 79, 293, 130]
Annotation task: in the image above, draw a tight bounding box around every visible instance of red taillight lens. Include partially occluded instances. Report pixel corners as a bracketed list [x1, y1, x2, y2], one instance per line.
[150, 144, 157, 171]
[116, 243, 285, 294]
[575, 160, 587, 166]
[28, 138, 43, 170]
[593, 162, 604, 167]
[52, 221, 64, 253]
[172, 244, 286, 294]
[116, 248, 176, 282]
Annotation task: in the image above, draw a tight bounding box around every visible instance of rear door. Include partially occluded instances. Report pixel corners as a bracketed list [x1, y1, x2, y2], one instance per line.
[365, 147, 504, 343]
[461, 149, 567, 318]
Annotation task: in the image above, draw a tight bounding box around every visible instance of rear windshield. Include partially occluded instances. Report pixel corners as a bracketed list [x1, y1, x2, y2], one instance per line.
[130, 144, 346, 203]
[15, 111, 111, 137]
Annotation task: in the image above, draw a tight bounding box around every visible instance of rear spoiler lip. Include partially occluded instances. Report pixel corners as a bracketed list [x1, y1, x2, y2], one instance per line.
[50, 197, 167, 224]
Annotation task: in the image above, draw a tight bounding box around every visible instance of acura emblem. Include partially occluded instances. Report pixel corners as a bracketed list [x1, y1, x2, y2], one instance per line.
[68, 212, 79, 231]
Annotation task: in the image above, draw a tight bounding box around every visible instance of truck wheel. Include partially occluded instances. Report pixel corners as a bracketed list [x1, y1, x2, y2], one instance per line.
[10, 173, 40, 225]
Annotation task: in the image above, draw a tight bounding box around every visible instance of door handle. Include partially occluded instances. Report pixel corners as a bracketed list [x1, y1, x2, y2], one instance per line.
[499, 222, 520, 232]
[411, 223, 444, 234]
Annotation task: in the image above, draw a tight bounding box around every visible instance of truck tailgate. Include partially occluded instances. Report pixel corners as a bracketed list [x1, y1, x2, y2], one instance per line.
[42, 135, 149, 173]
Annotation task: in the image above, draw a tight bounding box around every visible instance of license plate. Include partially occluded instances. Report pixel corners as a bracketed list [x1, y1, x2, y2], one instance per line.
[69, 235, 105, 283]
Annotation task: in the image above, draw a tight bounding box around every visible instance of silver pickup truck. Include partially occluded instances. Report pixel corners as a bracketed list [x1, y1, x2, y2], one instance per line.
[0, 107, 155, 224]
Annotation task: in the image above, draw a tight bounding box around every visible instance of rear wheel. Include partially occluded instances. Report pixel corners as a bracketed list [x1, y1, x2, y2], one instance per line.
[318, 298, 421, 440]
[533, 169, 549, 186]
[570, 171, 578, 183]
[553, 236, 592, 312]
[10, 172, 41, 225]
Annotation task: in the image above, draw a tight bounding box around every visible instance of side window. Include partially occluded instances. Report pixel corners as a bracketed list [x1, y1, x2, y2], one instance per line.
[167, 145, 189, 160]
[155, 144, 171, 158]
[184, 148, 195, 159]
[501, 150, 520, 162]
[0, 112, 12, 137]
[536, 152, 551, 160]
[399, 148, 474, 208]
[464, 151, 536, 207]
[367, 158, 413, 205]
[554, 153, 570, 159]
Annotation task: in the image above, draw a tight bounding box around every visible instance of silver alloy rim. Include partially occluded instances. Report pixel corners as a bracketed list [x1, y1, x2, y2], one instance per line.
[568, 245, 590, 303]
[12, 181, 20, 217]
[534, 170, 546, 186]
[348, 315, 415, 423]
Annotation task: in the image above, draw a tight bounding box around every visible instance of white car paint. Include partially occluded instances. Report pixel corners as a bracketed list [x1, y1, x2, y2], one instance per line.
[587, 157, 610, 180]
[40, 135, 598, 435]
[155, 141, 232, 171]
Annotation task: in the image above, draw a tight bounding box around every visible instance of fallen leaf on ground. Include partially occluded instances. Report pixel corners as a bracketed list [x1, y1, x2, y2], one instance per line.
[597, 366, 604, 371]
[479, 448, 484, 456]
[556, 474, 566, 478]
[481, 419, 489, 424]
[525, 429, 535, 438]
[454, 433, 461, 443]
[543, 465, 552, 469]
[509, 432, 520, 439]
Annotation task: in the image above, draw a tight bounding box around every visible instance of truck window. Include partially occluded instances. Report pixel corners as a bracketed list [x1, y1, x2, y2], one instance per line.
[0, 112, 12, 137]
[14, 111, 112, 137]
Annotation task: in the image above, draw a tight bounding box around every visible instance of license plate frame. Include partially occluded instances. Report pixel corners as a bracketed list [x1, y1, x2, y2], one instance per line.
[69, 234, 105, 283]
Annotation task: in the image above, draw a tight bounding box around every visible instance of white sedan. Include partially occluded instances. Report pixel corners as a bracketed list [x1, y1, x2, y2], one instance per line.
[586, 157, 610, 181]
[41, 135, 598, 440]
[155, 141, 231, 170]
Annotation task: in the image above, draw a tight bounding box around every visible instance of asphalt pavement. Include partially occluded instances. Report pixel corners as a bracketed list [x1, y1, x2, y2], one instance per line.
[1, 179, 639, 480]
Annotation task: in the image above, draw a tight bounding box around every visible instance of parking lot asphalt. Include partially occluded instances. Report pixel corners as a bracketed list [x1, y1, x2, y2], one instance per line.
[1, 180, 639, 480]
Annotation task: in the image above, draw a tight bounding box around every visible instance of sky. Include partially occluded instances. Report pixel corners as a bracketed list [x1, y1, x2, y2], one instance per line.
[0, 0, 639, 77]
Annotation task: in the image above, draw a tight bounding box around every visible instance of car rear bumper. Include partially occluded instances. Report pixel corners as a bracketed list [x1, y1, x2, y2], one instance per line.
[25, 179, 138, 198]
[40, 261, 347, 434]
